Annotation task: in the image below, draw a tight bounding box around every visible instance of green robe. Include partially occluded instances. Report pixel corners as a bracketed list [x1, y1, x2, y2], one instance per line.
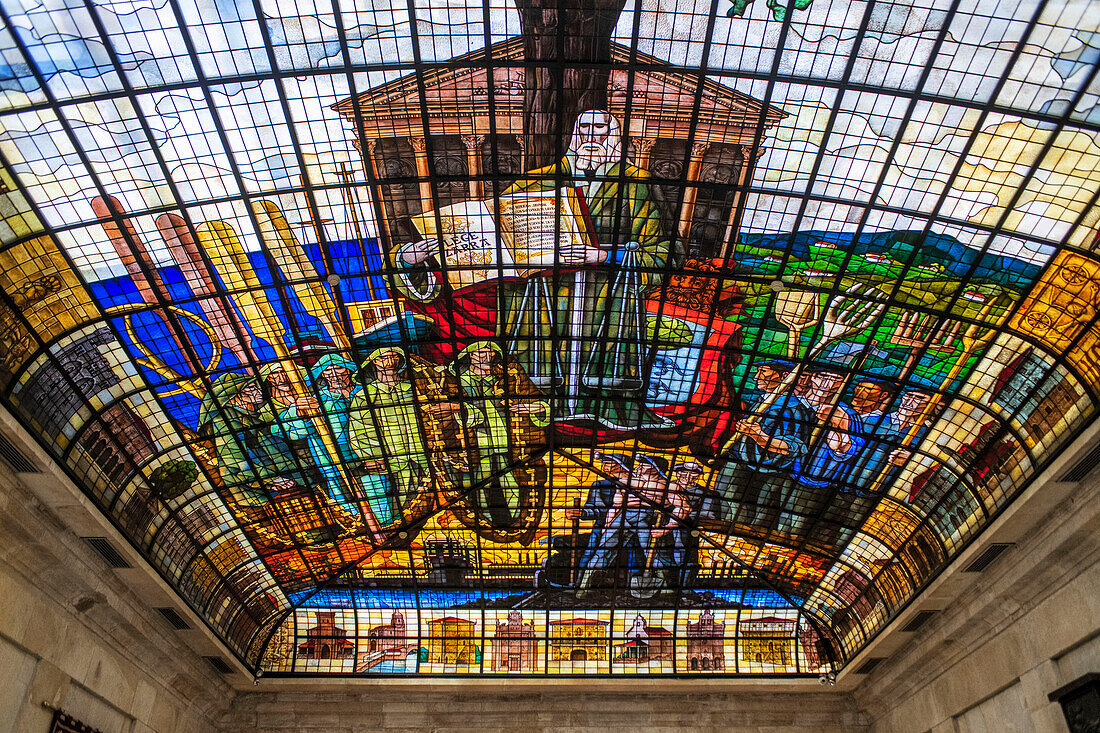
[459, 372, 519, 517]
[348, 378, 430, 515]
[457, 368, 550, 520]
[199, 373, 305, 506]
[501, 159, 681, 430]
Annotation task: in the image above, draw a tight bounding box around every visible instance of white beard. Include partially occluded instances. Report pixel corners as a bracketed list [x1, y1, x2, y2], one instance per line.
[571, 141, 619, 171]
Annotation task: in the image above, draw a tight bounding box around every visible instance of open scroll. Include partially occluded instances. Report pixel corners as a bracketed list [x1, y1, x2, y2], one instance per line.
[410, 188, 596, 290]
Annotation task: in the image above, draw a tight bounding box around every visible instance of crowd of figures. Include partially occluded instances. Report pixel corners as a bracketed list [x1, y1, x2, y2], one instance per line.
[544, 454, 720, 597]
[541, 360, 938, 595]
[182, 107, 948, 587]
[195, 340, 939, 587]
[713, 360, 934, 552]
[197, 341, 550, 536]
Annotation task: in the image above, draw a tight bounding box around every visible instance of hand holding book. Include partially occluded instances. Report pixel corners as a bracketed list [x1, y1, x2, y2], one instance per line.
[407, 187, 601, 290]
[559, 243, 607, 265]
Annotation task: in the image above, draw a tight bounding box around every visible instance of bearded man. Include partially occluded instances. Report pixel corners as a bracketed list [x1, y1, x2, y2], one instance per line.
[395, 110, 680, 437]
[198, 373, 306, 507]
[504, 110, 681, 433]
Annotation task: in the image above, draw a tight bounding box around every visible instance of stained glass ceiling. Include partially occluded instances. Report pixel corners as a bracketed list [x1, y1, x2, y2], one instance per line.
[0, 0, 1098, 678]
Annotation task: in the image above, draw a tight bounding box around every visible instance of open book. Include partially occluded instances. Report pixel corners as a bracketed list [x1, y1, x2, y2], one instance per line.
[409, 188, 596, 290]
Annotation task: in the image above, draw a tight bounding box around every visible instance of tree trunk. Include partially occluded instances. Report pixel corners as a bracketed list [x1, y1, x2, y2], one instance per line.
[514, 0, 629, 170]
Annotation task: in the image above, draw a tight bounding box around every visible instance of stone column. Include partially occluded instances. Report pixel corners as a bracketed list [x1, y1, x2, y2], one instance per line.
[678, 140, 710, 241]
[364, 139, 394, 242]
[631, 137, 657, 169]
[719, 145, 761, 260]
[513, 134, 528, 170]
[408, 136, 434, 213]
[462, 134, 486, 200]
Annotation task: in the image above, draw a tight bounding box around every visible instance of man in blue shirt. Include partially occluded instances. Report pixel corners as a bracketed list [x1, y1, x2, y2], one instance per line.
[712, 360, 813, 536]
[575, 454, 668, 596]
[812, 376, 895, 549]
[791, 366, 865, 544]
[652, 461, 720, 587]
[846, 386, 931, 491]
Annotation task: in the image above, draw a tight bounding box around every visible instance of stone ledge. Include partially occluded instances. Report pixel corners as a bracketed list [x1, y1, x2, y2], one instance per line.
[0, 466, 235, 729]
[221, 689, 870, 732]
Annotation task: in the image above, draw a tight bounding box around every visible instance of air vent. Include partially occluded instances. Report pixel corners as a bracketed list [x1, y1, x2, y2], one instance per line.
[81, 537, 131, 569]
[900, 609, 938, 632]
[155, 607, 190, 630]
[963, 543, 1014, 573]
[853, 657, 885, 675]
[0, 431, 37, 473]
[203, 655, 234, 674]
[1060, 441, 1100, 483]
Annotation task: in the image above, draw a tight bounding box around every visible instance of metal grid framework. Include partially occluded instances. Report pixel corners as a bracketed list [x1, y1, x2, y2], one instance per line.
[0, 0, 1098, 677]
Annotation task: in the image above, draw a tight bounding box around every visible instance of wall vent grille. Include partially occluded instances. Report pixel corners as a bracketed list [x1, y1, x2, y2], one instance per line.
[203, 656, 233, 674]
[1060, 441, 1100, 483]
[155, 607, 190, 630]
[963, 543, 1014, 573]
[900, 609, 939, 632]
[0, 431, 38, 473]
[81, 537, 131, 569]
[853, 657, 885, 674]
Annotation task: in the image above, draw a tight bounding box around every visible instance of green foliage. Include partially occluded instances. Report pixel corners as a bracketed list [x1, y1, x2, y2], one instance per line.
[148, 459, 199, 501]
[727, 0, 815, 21]
[646, 314, 694, 348]
[726, 0, 754, 16]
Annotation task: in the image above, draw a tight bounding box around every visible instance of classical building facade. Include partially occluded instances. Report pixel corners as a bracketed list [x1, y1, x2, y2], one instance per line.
[686, 610, 725, 671]
[490, 610, 538, 671]
[331, 37, 786, 262]
[739, 616, 796, 666]
[425, 616, 478, 665]
[548, 618, 609, 663]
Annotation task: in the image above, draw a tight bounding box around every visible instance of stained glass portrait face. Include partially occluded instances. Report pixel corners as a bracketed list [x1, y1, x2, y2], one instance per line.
[0, 0, 1097, 677]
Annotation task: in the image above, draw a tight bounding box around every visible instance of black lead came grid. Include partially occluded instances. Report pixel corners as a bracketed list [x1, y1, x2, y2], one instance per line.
[0, 0, 1097, 677]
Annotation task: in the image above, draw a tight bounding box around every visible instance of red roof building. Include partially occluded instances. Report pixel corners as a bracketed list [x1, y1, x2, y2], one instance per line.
[297, 612, 355, 660]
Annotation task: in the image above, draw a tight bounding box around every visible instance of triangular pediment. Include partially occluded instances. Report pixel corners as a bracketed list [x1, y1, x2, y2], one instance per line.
[332, 36, 786, 129]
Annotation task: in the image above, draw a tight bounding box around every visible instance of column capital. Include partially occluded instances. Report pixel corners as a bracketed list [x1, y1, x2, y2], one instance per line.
[365, 138, 379, 155]
[631, 137, 657, 155]
[690, 141, 711, 159]
[408, 136, 427, 153]
[461, 134, 486, 153]
[741, 144, 766, 160]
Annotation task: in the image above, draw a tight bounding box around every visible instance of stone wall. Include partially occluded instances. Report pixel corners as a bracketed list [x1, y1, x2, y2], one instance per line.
[856, 466, 1100, 733]
[220, 689, 869, 732]
[0, 445, 232, 732]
